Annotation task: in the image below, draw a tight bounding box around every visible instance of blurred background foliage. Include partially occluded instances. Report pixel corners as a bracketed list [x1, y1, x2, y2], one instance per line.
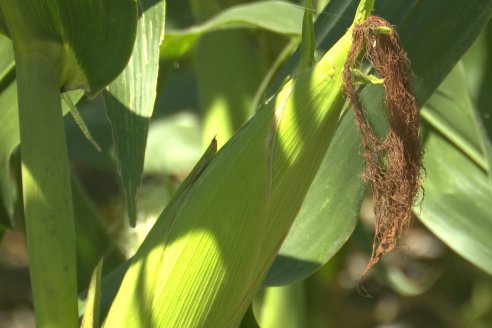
[1, 0, 492, 327]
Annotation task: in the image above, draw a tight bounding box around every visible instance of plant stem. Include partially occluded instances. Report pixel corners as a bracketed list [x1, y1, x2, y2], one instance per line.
[16, 51, 78, 328]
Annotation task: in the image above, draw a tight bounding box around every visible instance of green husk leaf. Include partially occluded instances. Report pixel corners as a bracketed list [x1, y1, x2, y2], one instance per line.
[89, 139, 218, 323]
[103, 101, 274, 327]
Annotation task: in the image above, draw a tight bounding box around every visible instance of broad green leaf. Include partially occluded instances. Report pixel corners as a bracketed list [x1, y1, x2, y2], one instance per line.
[265, 0, 492, 286]
[105, 0, 166, 226]
[0, 0, 137, 95]
[81, 260, 103, 328]
[418, 64, 492, 275]
[421, 64, 492, 180]
[161, 0, 304, 61]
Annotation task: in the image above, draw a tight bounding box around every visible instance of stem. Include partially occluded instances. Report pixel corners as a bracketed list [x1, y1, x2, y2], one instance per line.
[354, 0, 375, 24]
[16, 51, 78, 328]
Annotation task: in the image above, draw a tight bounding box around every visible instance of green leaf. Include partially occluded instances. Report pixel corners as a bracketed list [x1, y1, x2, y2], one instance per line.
[265, 0, 492, 285]
[161, 0, 304, 61]
[0, 0, 138, 95]
[105, 0, 166, 226]
[421, 66, 492, 175]
[81, 260, 103, 328]
[418, 63, 492, 275]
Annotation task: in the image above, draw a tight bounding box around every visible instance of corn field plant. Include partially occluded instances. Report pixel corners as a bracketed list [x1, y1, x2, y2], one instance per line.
[0, 0, 491, 327]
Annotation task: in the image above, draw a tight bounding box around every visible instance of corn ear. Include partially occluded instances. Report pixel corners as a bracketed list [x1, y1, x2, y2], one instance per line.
[104, 107, 276, 327]
[104, 0, 374, 326]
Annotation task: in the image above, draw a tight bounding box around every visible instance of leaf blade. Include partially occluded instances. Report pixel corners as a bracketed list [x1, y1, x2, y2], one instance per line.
[105, 0, 166, 226]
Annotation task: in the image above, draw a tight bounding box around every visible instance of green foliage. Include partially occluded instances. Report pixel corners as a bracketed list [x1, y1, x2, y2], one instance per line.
[105, 0, 166, 226]
[0, 0, 492, 327]
[419, 64, 492, 275]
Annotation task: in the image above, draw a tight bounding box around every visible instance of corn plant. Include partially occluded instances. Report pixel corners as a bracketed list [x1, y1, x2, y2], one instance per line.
[0, 0, 491, 327]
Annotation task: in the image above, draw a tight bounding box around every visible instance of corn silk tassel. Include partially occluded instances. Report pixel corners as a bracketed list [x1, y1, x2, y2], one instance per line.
[343, 16, 423, 276]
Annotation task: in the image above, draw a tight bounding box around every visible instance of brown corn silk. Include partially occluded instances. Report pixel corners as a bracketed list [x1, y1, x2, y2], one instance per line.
[342, 16, 423, 276]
